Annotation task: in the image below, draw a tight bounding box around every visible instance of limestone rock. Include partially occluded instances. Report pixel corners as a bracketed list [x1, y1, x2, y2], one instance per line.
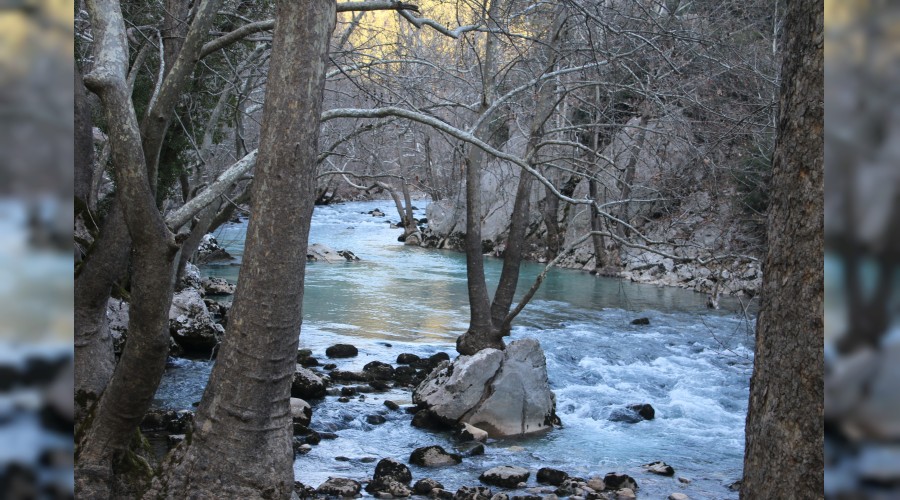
[454, 486, 493, 500]
[536, 468, 569, 486]
[480, 466, 530, 488]
[409, 445, 462, 467]
[414, 478, 445, 495]
[196, 234, 232, 263]
[413, 339, 557, 437]
[668, 493, 690, 500]
[290, 398, 312, 427]
[326, 343, 359, 358]
[180, 262, 203, 291]
[168, 288, 224, 355]
[458, 423, 489, 442]
[643, 461, 675, 476]
[308, 243, 360, 263]
[201, 276, 236, 296]
[106, 298, 129, 355]
[292, 366, 327, 400]
[612, 488, 636, 499]
[317, 477, 361, 497]
[603, 474, 637, 491]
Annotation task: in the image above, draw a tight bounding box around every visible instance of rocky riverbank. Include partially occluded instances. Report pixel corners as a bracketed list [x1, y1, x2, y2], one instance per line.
[144, 336, 698, 500]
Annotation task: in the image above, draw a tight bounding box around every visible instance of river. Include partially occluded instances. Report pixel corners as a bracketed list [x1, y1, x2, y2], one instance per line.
[154, 199, 755, 499]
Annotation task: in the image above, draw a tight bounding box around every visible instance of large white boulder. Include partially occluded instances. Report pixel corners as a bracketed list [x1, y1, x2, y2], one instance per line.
[413, 338, 558, 437]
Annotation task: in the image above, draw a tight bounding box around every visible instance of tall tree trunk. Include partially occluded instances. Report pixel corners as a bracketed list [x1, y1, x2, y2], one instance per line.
[151, 2, 335, 497]
[457, 0, 503, 355]
[741, 0, 823, 497]
[75, 63, 94, 209]
[74, 202, 129, 415]
[458, 4, 567, 354]
[76, 1, 181, 496]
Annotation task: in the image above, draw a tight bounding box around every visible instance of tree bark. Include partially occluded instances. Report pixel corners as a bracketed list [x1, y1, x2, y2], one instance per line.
[75, 63, 94, 208]
[150, 1, 335, 497]
[458, 3, 566, 354]
[741, 0, 824, 497]
[76, 1, 182, 496]
[74, 202, 128, 414]
[457, 0, 502, 355]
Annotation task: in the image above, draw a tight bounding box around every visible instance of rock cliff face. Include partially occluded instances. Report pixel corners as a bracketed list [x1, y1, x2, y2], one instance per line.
[419, 110, 764, 299]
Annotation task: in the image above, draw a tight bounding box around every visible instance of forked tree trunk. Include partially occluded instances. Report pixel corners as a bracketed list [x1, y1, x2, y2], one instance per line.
[457, 4, 567, 354]
[741, 0, 823, 497]
[149, 2, 335, 497]
[457, 0, 502, 355]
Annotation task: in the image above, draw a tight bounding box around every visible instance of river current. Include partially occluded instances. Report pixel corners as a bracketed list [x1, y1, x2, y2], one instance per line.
[154, 200, 755, 499]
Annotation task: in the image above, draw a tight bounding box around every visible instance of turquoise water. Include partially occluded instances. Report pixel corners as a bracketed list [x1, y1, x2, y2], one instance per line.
[156, 200, 755, 499]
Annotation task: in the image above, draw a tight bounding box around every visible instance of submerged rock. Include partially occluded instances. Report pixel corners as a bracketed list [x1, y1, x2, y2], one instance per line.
[479, 466, 530, 488]
[308, 243, 361, 263]
[609, 403, 655, 423]
[603, 473, 637, 491]
[630, 317, 650, 325]
[644, 461, 675, 476]
[326, 343, 359, 358]
[409, 445, 462, 467]
[454, 486, 493, 500]
[363, 361, 395, 380]
[317, 477, 361, 497]
[536, 468, 569, 486]
[366, 458, 413, 496]
[413, 339, 558, 437]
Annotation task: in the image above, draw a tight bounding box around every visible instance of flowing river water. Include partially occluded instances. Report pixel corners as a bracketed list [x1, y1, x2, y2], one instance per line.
[153, 200, 756, 499]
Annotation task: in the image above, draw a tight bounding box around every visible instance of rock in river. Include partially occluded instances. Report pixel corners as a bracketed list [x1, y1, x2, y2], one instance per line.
[413, 339, 557, 437]
[316, 477, 361, 497]
[326, 343, 359, 358]
[409, 445, 462, 467]
[292, 367, 327, 400]
[479, 466, 530, 488]
[168, 288, 224, 356]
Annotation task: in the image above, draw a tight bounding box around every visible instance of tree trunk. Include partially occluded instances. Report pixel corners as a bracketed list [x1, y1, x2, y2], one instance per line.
[74, 201, 129, 416]
[150, 2, 335, 497]
[76, 2, 181, 496]
[457, 0, 502, 355]
[741, 0, 823, 497]
[458, 4, 567, 354]
[75, 63, 94, 208]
